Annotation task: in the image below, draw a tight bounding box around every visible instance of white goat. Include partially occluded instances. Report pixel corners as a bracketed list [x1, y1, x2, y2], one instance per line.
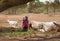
[30, 20, 56, 32]
[7, 20, 18, 28]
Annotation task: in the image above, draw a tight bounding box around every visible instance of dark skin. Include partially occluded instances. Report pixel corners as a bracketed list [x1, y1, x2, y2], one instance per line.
[0, 0, 33, 12]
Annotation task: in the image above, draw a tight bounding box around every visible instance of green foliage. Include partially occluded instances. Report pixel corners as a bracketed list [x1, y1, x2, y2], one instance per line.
[2, 0, 60, 14]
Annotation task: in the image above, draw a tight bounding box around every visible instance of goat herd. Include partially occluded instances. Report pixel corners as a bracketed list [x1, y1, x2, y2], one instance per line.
[30, 21, 60, 32]
[7, 19, 60, 32]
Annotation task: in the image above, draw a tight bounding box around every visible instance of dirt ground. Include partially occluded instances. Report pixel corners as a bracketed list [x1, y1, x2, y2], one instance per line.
[0, 13, 60, 22]
[0, 13, 60, 41]
[0, 13, 60, 27]
[0, 33, 60, 41]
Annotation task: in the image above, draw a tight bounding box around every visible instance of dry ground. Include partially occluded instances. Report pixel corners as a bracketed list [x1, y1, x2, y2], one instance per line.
[0, 13, 60, 22]
[0, 13, 60, 41]
[0, 13, 60, 27]
[0, 33, 60, 41]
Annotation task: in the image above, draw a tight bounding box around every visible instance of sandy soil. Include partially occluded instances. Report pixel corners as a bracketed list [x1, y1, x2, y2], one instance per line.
[0, 13, 60, 41]
[0, 14, 60, 22]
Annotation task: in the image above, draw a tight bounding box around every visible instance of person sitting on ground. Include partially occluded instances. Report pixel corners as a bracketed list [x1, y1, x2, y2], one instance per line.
[22, 16, 29, 31]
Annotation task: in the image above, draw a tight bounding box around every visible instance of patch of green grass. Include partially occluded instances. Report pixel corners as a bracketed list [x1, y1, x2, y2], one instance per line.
[58, 40, 60, 41]
[43, 31, 57, 35]
[48, 31, 57, 34]
[0, 27, 58, 38]
[0, 28, 35, 37]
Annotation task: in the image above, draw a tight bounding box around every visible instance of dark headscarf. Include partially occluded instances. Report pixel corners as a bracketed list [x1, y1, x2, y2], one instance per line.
[25, 16, 28, 20]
